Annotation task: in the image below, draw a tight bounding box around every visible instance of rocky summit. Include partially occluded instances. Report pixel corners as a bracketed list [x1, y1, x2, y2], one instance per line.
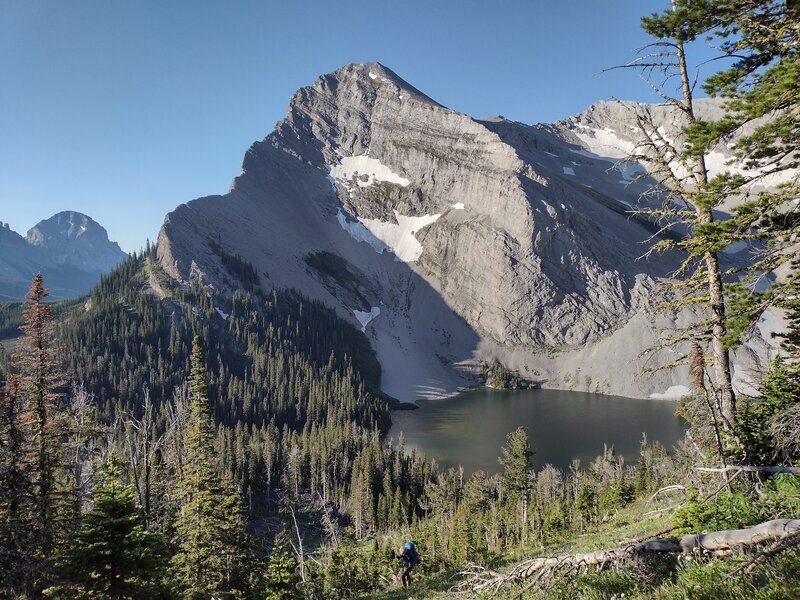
[26, 211, 128, 274]
[157, 62, 775, 401]
[0, 211, 127, 300]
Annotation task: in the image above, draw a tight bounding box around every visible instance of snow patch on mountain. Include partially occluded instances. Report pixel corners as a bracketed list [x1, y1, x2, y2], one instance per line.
[572, 126, 636, 159]
[705, 151, 797, 186]
[329, 155, 411, 189]
[649, 385, 691, 400]
[336, 209, 390, 254]
[337, 208, 441, 262]
[354, 306, 381, 331]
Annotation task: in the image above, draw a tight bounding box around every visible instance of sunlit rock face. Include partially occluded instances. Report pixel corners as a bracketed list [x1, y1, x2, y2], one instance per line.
[157, 63, 769, 401]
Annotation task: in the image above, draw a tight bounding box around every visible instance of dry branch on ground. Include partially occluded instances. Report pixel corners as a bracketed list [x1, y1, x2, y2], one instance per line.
[455, 518, 800, 595]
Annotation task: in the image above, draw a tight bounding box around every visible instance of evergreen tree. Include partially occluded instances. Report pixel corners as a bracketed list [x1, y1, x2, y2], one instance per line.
[738, 357, 800, 464]
[0, 373, 32, 596]
[499, 427, 533, 533]
[681, 0, 799, 354]
[13, 273, 66, 554]
[636, 1, 799, 445]
[633, 2, 738, 437]
[777, 268, 800, 374]
[47, 456, 165, 599]
[262, 532, 302, 600]
[573, 481, 597, 531]
[171, 336, 251, 599]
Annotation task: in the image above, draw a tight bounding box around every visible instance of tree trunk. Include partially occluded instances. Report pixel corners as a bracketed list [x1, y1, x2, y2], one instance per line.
[676, 21, 736, 435]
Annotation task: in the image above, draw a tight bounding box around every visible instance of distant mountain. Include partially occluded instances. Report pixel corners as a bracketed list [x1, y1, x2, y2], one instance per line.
[0, 211, 128, 300]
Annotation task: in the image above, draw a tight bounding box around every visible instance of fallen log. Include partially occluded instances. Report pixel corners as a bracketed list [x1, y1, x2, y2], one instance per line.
[693, 465, 800, 475]
[456, 518, 800, 594]
[646, 484, 685, 503]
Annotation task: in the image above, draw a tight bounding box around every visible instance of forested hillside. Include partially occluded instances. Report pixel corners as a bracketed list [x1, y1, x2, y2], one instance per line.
[1, 247, 446, 597]
[1, 248, 798, 599]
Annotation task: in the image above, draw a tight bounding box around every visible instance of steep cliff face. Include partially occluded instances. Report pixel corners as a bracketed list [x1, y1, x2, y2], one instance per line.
[157, 62, 768, 401]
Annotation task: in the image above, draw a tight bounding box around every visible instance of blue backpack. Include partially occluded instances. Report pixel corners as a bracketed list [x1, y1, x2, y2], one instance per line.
[403, 541, 419, 566]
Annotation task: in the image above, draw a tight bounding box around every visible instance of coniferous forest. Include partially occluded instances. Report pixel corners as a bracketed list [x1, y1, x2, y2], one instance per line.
[1, 249, 798, 599]
[2, 1, 800, 599]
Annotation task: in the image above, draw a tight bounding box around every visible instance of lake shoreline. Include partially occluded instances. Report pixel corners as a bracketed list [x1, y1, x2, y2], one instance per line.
[388, 387, 685, 474]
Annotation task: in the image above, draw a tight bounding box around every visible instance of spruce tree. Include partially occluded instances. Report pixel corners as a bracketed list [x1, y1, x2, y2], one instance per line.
[262, 532, 301, 600]
[641, 1, 798, 405]
[777, 265, 800, 374]
[12, 273, 66, 556]
[49, 456, 165, 599]
[738, 357, 800, 464]
[680, 0, 799, 352]
[499, 427, 533, 533]
[171, 335, 251, 599]
[633, 2, 738, 436]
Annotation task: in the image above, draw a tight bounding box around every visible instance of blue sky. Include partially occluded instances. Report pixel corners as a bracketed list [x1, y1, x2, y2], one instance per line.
[0, 0, 713, 252]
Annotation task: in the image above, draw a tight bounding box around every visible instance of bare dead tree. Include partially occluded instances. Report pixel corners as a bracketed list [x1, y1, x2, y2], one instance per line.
[694, 465, 800, 475]
[770, 404, 800, 460]
[318, 492, 341, 548]
[163, 383, 189, 484]
[123, 387, 166, 528]
[65, 384, 100, 517]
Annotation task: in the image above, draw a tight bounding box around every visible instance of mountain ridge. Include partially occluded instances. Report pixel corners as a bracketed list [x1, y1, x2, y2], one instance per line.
[156, 62, 774, 402]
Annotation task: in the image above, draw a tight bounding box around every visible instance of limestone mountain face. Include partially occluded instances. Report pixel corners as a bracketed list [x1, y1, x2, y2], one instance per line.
[157, 62, 769, 401]
[0, 212, 127, 300]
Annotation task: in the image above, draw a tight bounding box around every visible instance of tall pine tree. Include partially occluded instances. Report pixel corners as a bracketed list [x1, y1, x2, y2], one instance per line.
[12, 274, 66, 558]
[641, 0, 798, 458]
[633, 1, 738, 437]
[499, 426, 533, 534]
[171, 335, 251, 599]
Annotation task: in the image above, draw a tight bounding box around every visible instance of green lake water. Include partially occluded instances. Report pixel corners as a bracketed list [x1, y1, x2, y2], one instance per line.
[388, 388, 685, 474]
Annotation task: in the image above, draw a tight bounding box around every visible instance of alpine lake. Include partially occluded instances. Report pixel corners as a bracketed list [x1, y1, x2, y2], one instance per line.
[388, 388, 686, 474]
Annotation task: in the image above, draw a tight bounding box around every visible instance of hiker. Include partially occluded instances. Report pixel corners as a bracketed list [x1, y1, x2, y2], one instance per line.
[397, 541, 419, 587]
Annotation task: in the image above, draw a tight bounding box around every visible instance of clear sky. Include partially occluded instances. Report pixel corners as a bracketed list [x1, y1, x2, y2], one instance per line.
[0, 0, 713, 253]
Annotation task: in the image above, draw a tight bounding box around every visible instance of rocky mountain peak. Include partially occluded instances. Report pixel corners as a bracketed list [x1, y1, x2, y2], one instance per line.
[0, 220, 24, 241]
[0, 211, 128, 300]
[25, 211, 127, 274]
[318, 62, 442, 106]
[157, 63, 770, 402]
[27, 211, 105, 245]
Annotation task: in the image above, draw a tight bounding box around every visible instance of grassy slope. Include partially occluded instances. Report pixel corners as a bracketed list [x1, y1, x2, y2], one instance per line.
[367, 497, 800, 599]
[365, 501, 673, 599]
